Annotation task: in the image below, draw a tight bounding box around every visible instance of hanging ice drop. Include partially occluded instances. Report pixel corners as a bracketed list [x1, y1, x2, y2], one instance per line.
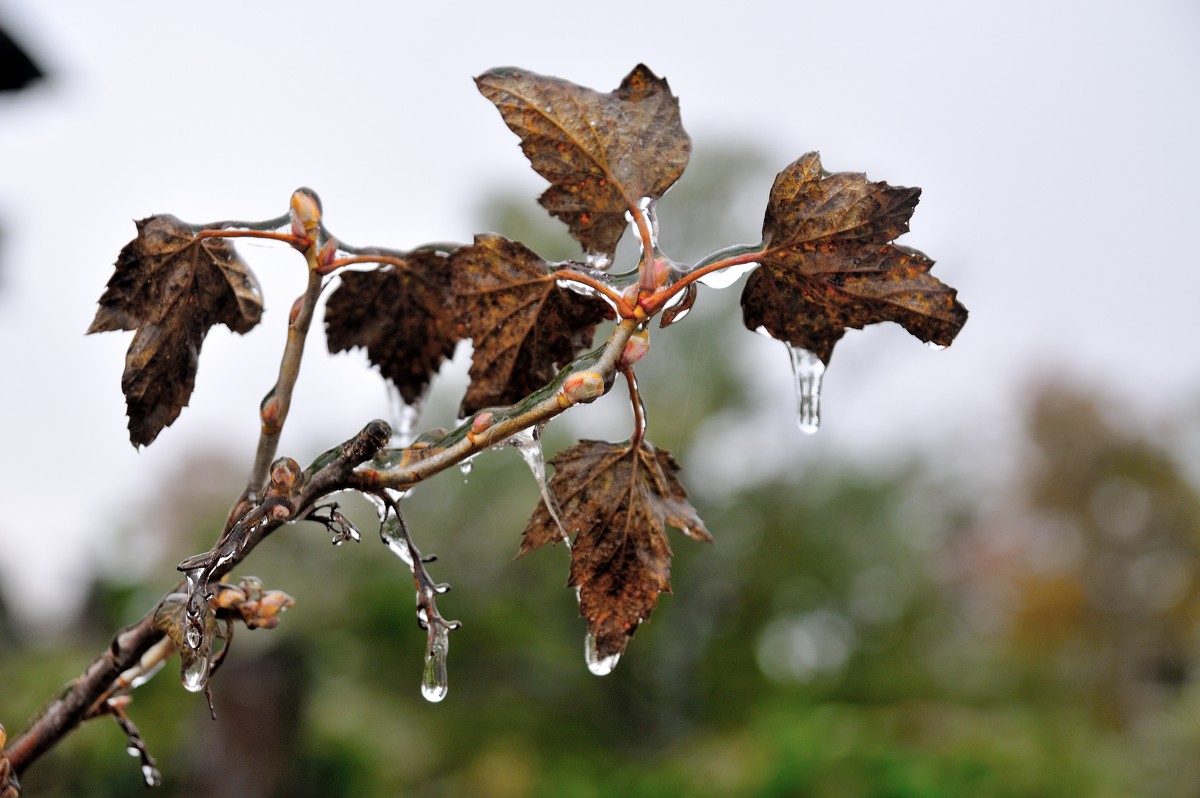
[421, 628, 450, 702]
[142, 764, 163, 787]
[180, 648, 209, 693]
[584, 632, 621, 676]
[786, 344, 825, 434]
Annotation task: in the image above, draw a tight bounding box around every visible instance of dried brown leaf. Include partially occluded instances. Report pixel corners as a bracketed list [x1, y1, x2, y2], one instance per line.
[522, 439, 711, 660]
[324, 250, 458, 404]
[477, 64, 690, 257]
[741, 152, 967, 362]
[451, 234, 610, 415]
[88, 215, 263, 447]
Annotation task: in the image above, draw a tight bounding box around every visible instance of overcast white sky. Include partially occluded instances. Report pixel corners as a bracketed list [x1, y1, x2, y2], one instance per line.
[1, 0, 1197, 629]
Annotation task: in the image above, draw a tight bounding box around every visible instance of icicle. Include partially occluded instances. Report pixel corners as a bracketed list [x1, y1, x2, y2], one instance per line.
[379, 513, 415, 568]
[584, 632, 621, 676]
[502, 426, 568, 544]
[387, 387, 421, 445]
[786, 344, 826, 434]
[183, 569, 205, 650]
[421, 627, 450, 702]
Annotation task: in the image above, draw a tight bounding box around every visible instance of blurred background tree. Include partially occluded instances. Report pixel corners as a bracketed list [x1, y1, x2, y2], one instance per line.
[3, 145, 1199, 798]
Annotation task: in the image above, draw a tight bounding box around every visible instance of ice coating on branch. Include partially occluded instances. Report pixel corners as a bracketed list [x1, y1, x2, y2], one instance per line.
[787, 344, 825, 434]
[421, 628, 450, 702]
[502, 426, 567, 544]
[584, 632, 621, 676]
[696, 259, 759, 289]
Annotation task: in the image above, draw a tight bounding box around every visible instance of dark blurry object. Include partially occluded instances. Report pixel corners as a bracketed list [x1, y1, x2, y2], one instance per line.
[0, 23, 43, 92]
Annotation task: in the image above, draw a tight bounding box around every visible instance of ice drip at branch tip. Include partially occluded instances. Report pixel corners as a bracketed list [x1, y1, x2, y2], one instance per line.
[584, 632, 621, 676]
[180, 649, 208, 693]
[421, 628, 450, 703]
[787, 344, 825, 434]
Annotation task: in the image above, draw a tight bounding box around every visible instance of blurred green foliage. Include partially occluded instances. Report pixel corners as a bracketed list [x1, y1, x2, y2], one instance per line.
[4, 147, 1199, 797]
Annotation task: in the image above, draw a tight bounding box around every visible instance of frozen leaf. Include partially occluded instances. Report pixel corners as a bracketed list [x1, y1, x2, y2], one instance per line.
[324, 250, 458, 404]
[477, 64, 690, 257]
[451, 234, 610, 414]
[741, 153, 967, 363]
[522, 439, 711, 660]
[88, 215, 263, 447]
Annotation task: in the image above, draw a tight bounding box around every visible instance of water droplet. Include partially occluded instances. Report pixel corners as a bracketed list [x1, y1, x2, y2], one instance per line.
[126, 745, 140, 757]
[142, 764, 162, 787]
[924, 340, 946, 351]
[421, 628, 450, 702]
[180, 649, 209, 693]
[459, 457, 474, 480]
[584, 632, 621, 676]
[786, 345, 825, 434]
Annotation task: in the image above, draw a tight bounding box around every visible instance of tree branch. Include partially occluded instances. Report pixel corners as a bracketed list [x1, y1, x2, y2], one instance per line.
[9, 315, 636, 778]
[6, 420, 391, 777]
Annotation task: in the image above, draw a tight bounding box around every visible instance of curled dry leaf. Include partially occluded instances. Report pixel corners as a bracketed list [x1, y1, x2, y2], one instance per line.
[87, 215, 263, 447]
[324, 250, 459, 404]
[477, 64, 690, 258]
[451, 234, 610, 415]
[741, 152, 967, 363]
[522, 439, 711, 660]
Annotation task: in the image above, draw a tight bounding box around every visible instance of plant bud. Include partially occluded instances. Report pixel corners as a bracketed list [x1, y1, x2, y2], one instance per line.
[619, 329, 650, 369]
[559, 370, 605, 406]
[467, 411, 495, 444]
[289, 189, 321, 238]
[316, 237, 340, 273]
[268, 457, 302, 494]
[260, 395, 283, 435]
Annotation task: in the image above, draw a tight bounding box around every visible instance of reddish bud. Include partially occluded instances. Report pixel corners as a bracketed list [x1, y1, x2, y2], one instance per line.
[619, 329, 650, 369]
[214, 584, 248, 610]
[559, 370, 605, 406]
[288, 294, 304, 326]
[268, 456, 302, 495]
[260, 396, 283, 435]
[471, 412, 495, 434]
[467, 411, 495, 444]
[316, 237, 340, 273]
[289, 189, 321, 236]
